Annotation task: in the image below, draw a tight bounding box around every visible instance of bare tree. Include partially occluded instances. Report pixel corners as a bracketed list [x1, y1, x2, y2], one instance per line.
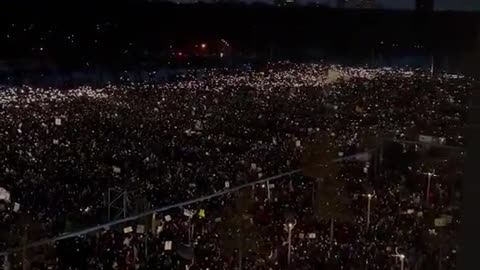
[302, 134, 353, 248]
[217, 189, 266, 269]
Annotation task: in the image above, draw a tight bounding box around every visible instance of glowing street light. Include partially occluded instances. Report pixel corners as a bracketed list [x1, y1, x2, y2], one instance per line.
[363, 192, 375, 229]
[422, 169, 438, 206]
[201, 43, 206, 49]
[286, 218, 297, 266]
[391, 249, 406, 270]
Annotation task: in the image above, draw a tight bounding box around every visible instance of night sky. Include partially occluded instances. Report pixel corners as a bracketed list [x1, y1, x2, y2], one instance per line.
[174, 0, 480, 11]
[345, 0, 479, 10]
[332, 0, 479, 10]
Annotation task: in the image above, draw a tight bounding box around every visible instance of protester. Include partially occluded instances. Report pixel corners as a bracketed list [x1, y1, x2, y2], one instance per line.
[0, 62, 469, 269]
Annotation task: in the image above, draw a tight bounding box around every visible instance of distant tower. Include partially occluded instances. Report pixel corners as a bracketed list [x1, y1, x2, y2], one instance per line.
[416, 0, 434, 11]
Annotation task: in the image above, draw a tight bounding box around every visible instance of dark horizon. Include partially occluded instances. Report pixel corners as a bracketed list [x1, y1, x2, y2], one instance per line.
[0, 3, 479, 72]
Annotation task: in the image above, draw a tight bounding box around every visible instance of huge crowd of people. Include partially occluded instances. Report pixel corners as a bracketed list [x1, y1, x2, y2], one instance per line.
[0, 62, 471, 269]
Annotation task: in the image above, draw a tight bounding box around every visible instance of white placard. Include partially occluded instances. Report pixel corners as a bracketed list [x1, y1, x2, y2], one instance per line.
[308, 233, 316, 239]
[164, 215, 172, 222]
[194, 120, 202, 130]
[440, 215, 453, 224]
[55, 118, 62, 126]
[224, 181, 230, 188]
[13, 202, 20, 212]
[123, 226, 133, 234]
[136, 225, 145, 234]
[338, 152, 344, 157]
[419, 135, 433, 143]
[53, 139, 59, 145]
[251, 163, 257, 170]
[112, 166, 121, 173]
[165, 241, 173, 251]
[0, 187, 10, 202]
[407, 209, 414, 214]
[354, 152, 370, 162]
[434, 218, 448, 227]
[295, 140, 301, 147]
[184, 209, 194, 218]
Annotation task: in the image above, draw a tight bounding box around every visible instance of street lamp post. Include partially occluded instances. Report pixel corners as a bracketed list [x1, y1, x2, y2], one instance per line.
[423, 169, 438, 206]
[363, 192, 375, 229]
[266, 180, 271, 201]
[286, 219, 297, 266]
[186, 216, 195, 270]
[367, 194, 373, 228]
[392, 248, 406, 270]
